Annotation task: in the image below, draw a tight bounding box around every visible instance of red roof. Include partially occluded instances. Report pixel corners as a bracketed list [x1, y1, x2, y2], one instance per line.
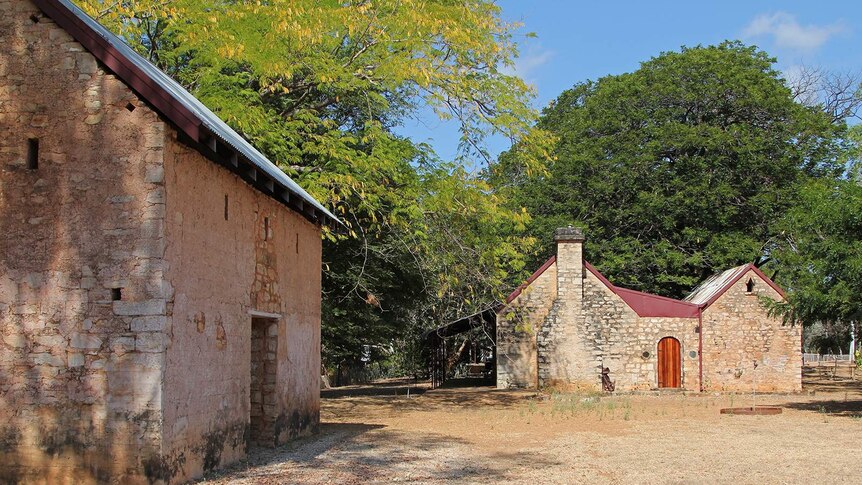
[503, 257, 700, 318]
[584, 262, 701, 318]
[505, 255, 785, 318]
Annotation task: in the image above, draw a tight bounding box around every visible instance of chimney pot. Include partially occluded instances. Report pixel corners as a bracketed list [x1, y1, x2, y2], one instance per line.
[554, 226, 585, 242]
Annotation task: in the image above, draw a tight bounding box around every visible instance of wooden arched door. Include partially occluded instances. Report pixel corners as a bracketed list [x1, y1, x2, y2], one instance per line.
[657, 337, 681, 388]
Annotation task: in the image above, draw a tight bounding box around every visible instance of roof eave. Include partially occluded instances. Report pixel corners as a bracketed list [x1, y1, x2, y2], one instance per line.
[36, 0, 341, 228]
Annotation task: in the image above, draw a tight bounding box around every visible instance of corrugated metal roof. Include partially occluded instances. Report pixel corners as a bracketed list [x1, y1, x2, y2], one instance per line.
[45, 0, 339, 225]
[613, 287, 700, 318]
[684, 264, 751, 306]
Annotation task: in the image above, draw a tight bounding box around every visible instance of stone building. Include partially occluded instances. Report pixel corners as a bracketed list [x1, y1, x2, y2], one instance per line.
[497, 227, 801, 393]
[0, 0, 338, 483]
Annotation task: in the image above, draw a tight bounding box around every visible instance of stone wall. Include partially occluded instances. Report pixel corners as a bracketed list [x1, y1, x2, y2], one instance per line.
[496, 262, 555, 388]
[589, 277, 700, 390]
[539, 233, 600, 389]
[701, 270, 801, 392]
[0, 1, 324, 482]
[0, 1, 169, 482]
[160, 130, 322, 482]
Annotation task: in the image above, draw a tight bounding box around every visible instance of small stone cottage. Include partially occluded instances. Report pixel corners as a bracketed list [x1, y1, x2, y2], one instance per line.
[497, 227, 801, 393]
[0, 0, 338, 482]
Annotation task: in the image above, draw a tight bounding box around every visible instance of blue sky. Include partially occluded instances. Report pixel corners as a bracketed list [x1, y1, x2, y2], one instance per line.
[396, 0, 862, 164]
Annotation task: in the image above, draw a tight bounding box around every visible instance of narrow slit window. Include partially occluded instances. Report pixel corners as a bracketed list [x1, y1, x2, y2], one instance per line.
[264, 217, 269, 241]
[27, 138, 39, 170]
[745, 278, 755, 293]
[111, 288, 122, 301]
[224, 194, 229, 220]
[295, 233, 299, 254]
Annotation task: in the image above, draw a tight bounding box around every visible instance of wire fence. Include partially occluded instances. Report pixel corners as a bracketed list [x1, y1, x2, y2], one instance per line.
[802, 353, 853, 364]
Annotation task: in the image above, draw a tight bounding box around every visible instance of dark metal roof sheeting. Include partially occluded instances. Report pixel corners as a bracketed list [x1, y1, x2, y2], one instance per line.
[423, 305, 499, 342]
[37, 0, 339, 226]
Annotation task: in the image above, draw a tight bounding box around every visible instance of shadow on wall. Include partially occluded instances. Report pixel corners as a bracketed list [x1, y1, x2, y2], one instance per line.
[0, 8, 165, 482]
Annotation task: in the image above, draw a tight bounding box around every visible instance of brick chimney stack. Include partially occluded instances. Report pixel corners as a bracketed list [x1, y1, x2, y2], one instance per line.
[554, 226, 585, 303]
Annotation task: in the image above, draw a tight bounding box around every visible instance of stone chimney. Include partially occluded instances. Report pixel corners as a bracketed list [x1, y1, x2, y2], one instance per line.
[554, 226, 585, 303]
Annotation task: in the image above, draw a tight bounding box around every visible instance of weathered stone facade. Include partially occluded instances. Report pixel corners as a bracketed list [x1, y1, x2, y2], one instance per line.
[497, 228, 801, 393]
[700, 273, 802, 392]
[0, 1, 326, 482]
[581, 272, 701, 391]
[496, 261, 554, 388]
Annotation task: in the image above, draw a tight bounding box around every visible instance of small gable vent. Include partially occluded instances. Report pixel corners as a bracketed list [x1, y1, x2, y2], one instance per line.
[745, 278, 755, 293]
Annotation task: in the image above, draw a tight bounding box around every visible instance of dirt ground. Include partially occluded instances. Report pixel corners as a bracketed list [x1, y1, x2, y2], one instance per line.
[199, 371, 862, 484]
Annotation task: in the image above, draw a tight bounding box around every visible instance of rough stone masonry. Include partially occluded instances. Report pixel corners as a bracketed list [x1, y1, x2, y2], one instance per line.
[0, 1, 327, 483]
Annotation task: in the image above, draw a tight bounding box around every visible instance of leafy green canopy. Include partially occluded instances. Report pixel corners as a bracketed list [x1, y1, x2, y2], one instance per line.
[496, 42, 847, 298]
[75, 0, 550, 369]
[768, 178, 862, 327]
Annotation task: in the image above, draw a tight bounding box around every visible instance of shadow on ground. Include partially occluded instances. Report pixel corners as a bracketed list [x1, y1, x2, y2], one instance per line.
[321, 377, 430, 398]
[781, 374, 862, 418]
[196, 420, 561, 484]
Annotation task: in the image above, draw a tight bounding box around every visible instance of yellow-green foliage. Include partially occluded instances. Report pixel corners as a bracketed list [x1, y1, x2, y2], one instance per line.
[74, 0, 553, 366]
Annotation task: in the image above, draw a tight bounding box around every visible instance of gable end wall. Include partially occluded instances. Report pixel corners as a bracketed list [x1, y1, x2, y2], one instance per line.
[701, 269, 801, 392]
[0, 2, 169, 482]
[496, 262, 555, 388]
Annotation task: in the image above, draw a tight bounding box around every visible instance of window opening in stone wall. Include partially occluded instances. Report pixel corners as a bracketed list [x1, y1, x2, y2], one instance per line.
[746, 278, 755, 293]
[125, 102, 136, 112]
[250, 317, 278, 447]
[264, 217, 270, 241]
[27, 138, 39, 170]
[295, 233, 299, 254]
[224, 195, 229, 220]
[29, 13, 40, 23]
[111, 288, 122, 301]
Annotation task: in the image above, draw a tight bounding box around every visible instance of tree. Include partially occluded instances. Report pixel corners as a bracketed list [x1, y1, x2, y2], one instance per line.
[788, 64, 862, 124]
[767, 178, 862, 331]
[494, 41, 848, 298]
[74, 0, 551, 372]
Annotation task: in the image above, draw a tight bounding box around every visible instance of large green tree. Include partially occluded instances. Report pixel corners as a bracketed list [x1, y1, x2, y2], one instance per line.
[767, 178, 862, 330]
[76, 0, 551, 372]
[496, 42, 847, 298]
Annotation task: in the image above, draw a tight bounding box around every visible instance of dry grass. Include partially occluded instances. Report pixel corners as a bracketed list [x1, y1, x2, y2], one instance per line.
[198, 374, 862, 484]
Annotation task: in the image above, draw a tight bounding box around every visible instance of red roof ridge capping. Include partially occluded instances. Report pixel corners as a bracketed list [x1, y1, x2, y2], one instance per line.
[504, 255, 556, 305]
[584, 261, 700, 318]
[695, 263, 786, 310]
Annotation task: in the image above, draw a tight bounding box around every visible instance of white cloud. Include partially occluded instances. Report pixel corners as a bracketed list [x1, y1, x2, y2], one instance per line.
[743, 12, 846, 53]
[501, 46, 553, 84]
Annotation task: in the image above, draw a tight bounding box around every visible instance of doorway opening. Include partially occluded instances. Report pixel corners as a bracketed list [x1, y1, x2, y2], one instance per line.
[250, 317, 278, 446]
[657, 336, 681, 388]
